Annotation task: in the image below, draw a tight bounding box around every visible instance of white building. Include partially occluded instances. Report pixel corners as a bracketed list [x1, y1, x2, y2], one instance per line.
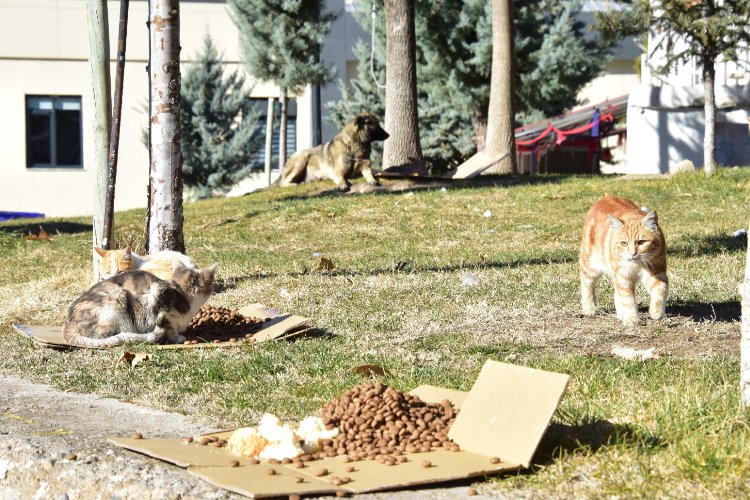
[625, 8, 750, 174]
[1, 0, 365, 218]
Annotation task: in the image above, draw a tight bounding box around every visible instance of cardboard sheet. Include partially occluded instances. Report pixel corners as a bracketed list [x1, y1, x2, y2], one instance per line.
[12, 303, 310, 350]
[109, 360, 569, 497]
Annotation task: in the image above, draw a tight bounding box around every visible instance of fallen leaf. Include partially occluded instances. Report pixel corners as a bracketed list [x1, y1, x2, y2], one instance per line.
[23, 226, 53, 242]
[117, 351, 136, 365]
[319, 257, 335, 271]
[611, 346, 660, 361]
[131, 353, 150, 368]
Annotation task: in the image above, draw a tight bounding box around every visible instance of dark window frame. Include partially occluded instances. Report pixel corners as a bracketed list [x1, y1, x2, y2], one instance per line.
[25, 95, 83, 169]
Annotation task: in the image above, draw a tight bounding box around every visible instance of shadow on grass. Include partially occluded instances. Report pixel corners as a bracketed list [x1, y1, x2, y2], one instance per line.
[252, 173, 570, 203]
[670, 231, 746, 257]
[216, 252, 579, 292]
[668, 300, 740, 323]
[533, 419, 664, 467]
[0, 221, 91, 236]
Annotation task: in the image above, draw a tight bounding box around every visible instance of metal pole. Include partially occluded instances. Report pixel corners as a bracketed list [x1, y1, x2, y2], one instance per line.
[102, 0, 130, 250]
[265, 97, 275, 186]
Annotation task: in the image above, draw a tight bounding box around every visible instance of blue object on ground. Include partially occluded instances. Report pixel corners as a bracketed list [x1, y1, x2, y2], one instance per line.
[0, 211, 46, 222]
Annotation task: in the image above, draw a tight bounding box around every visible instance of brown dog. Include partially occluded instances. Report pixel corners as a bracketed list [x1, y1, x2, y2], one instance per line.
[275, 112, 389, 192]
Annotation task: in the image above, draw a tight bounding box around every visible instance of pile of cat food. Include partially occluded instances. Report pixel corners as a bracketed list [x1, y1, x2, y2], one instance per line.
[182, 304, 265, 344]
[219, 381, 460, 465]
[319, 381, 460, 461]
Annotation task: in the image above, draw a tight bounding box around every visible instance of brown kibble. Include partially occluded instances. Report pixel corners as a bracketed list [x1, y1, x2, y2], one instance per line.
[313, 468, 329, 477]
[344, 465, 355, 473]
[209, 441, 223, 448]
[65, 453, 77, 461]
[489, 456, 501, 464]
[331, 478, 343, 486]
[341, 476, 352, 484]
[421, 460, 432, 468]
[250, 458, 260, 465]
[467, 487, 478, 496]
[294, 461, 306, 468]
[341, 455, 352, 463]
[198, 437, 210, 446]
[183, 437, 193, 444]
[294, 476, 304, 483]
[281, 457, 292, 465]
[290, 495, 302, 500]
[335, 492, 350, 498]
[229, 459, 240, 468]
[268, 458, 281, 464]
[132, 433, 143, 440]
[265, 468, 277, 476]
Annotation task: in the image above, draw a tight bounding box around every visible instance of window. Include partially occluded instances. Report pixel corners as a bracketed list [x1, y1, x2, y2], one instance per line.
[26, 95, 83, 168]
[250, 98, 297, 168]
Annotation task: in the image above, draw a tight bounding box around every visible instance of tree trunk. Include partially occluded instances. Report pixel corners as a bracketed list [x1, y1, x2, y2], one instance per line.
[85, 0, 111, 280]
[279, 88, 288, 172]
[484, 0, 517, 174]
[474, 106, 488, 153]
[702, 55, 717, 177]
[383, 0, 424, 175]
[147, 0, 185, 254]
[265, 97, 275, 186]
[741, 224, 750, 408]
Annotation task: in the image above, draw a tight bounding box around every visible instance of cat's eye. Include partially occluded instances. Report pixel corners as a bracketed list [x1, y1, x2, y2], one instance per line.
[637, 240, 648, 246]
[619, 241, 628, 247]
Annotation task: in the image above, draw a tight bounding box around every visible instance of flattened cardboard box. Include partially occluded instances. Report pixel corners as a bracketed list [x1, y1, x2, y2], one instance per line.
[110, 360, 569, 497]
[12, 303, 310, 350]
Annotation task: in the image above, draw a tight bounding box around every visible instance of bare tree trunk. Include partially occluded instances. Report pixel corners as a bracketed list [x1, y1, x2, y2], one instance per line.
[383, 0, 424, 175]
[86, 0, 111, 280]
[279, 88, 288, 172]
[474, 106, 488, 153]
[147, 0, 185, 254]
[484, 0, 517, 174]
[741, 224, 750, 407]
[702, 55, 717, 177]
[265, 97, 275, 186]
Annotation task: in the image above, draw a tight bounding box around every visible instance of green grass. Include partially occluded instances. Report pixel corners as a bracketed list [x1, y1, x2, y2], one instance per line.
[1, 169, 749, 497]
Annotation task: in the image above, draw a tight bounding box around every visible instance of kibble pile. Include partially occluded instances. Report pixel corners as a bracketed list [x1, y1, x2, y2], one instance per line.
[182, 304, 265, 344]
[319, 381, 460, 462]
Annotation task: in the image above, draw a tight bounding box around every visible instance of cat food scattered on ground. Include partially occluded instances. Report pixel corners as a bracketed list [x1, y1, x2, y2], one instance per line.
[489, 456, 501, 464]
[65, 452, 77, 461]
[228, 459, 239, 467]
[182, 304, 265, 344]
[132, 433, 143, 440]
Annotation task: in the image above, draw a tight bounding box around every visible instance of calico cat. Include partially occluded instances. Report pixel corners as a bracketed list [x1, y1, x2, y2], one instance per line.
[63, 261, 218, 348]
[579, 196, 668, 326]
[94, 245, 196, 281]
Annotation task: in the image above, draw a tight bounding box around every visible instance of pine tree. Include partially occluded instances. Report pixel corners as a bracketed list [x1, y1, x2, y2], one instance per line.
[180, 35, 263, 198]
[228, 0, 337, 171]
[329, 0, 615, 172]
[597, 0, 750, 177]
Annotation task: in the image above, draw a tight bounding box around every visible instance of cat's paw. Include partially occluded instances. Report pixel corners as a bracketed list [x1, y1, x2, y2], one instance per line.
[366, 178, 380, 186]
[581, 305, 600, 316]
[649, 311, 666, 321]
[620, 316, 640, 327]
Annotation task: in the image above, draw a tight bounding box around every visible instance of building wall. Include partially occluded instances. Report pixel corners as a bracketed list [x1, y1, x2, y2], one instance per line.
[0, 0, 312, 218]
[626, 85, 750, 174]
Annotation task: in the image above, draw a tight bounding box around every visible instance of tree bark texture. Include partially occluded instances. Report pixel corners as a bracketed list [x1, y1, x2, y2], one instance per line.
[741, 223, 750, 408]
[702, 55, 717, 177]
[279, 88, 288, 172]
[86, 0, 112, 280]
[265, 97, 275, 186]
[484, 0, 518, 174]
[148, 0, 185, 254]
[383, 0, 424, 174]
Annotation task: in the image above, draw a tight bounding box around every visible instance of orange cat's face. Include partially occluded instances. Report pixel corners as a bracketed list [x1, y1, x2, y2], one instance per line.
[94, 245, 136, 279]
[608, 212, 662, 262]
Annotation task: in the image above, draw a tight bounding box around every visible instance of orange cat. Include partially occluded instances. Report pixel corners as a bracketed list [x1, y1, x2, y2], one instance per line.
[94, 245, 196, 282]
[579, 196, 668, 326]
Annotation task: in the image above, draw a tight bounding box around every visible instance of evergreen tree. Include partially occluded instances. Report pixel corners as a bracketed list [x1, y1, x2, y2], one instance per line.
[597, 0, 750, 177]
[229, 0, 337, 170]
[329, 0, 615, 172]
[181, 35, 263, 198]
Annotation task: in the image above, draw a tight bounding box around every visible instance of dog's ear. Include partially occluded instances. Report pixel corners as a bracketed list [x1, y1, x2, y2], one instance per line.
[355, 114, 366, 128]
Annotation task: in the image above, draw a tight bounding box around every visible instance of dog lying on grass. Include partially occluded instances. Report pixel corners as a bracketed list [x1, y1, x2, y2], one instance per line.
[275, 112, 389, 192]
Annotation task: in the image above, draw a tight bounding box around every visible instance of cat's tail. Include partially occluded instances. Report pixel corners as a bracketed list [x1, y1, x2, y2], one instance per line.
[63, 324, 168, 349]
